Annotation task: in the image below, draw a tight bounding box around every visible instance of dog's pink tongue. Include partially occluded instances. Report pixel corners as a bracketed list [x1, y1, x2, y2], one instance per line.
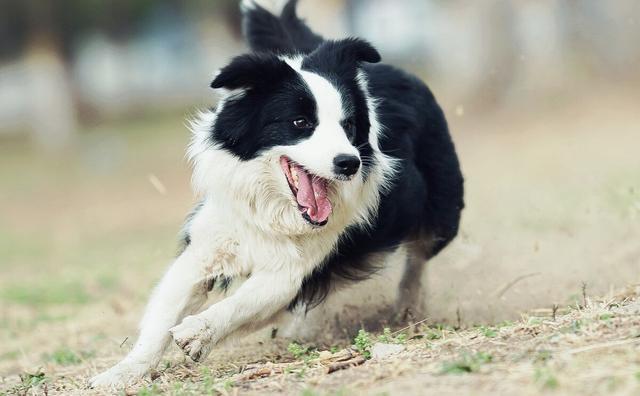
[295, 165, 332, 223]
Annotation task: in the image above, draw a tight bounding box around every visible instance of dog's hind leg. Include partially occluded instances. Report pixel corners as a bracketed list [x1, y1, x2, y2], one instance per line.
[393, 235, 437, 325]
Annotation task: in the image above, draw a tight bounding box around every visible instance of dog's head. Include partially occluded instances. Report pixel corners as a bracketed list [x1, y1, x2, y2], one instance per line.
[194, 38, 384, 233]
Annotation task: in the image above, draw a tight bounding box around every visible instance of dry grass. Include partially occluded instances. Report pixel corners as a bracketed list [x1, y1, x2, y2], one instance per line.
[3, 286, 640, 395]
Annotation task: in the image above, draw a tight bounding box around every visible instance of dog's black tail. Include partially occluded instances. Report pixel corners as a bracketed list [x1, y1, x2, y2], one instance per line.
[240, 0, 324, 54]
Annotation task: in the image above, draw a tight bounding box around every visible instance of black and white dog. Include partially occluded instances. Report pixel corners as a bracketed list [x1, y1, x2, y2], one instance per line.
[91, 0, 463, 388]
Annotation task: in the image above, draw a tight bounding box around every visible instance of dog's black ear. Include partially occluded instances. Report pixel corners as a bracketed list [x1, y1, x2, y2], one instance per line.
[303, 38, 381, 78]
[309, 38, 381, 67]
[334, 38, 381, 64]
[211, 53, 296, 90]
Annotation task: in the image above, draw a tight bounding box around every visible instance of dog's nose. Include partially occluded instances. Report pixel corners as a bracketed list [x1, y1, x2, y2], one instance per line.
[333, 154, 361, 177]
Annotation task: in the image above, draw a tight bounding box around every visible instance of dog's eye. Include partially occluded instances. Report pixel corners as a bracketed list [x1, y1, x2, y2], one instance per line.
[293, 118, 313, 129]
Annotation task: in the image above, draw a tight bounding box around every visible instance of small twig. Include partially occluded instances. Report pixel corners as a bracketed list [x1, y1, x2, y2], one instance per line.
[119, 337, 129, 348]
[390, 317, 431, 336]
[243, 366, 281, 380]
[326, 356, 366, 373]
[456, 307, 462, 330]
[582, 282, 588, 307]
[331, 349, 355, 362]
[564, 338, 640, 355]
[552, 304, 559, 321]
[495, 272, 542, 298]
[602, 297, 617, 310]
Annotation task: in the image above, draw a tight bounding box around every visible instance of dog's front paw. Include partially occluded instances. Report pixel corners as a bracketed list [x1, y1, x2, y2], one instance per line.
[170, 315, 214, 362]
[89, 359, 150, 389]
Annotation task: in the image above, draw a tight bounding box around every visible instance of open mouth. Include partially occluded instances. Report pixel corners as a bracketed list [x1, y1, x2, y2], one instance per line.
[279, 156, 332, 227]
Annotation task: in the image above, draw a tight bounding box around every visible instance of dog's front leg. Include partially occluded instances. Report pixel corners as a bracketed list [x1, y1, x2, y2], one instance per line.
[89, 240, 222, 388]
[170, 269, 302, 361]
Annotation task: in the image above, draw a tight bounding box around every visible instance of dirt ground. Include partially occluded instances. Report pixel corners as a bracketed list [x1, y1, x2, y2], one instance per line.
[1, 87, 639, 395]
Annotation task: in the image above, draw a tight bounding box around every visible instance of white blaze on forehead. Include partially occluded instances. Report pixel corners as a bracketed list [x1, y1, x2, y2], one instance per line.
[297, 70, 345, 123]
[282, 56, 347, 126]
[278, 57, 360, 178]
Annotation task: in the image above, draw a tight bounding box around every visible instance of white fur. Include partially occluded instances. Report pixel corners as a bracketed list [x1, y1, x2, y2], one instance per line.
[240, 0, 288, 14]
[90, 63, 396, 388]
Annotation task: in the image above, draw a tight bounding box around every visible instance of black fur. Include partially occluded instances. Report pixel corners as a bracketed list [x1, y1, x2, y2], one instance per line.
[240, 0, 464, 309]
[219, 276, 233, 293]
[210, 54, 317, 161]
[290, 64, 464, 308]
[177, 199, 205, 255]
[242, 0, 323, 54]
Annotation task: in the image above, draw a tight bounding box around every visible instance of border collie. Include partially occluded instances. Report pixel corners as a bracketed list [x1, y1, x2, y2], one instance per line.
[90, 0, 463, 388]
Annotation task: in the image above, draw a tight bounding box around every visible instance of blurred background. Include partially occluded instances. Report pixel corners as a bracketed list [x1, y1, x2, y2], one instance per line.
[1, 0, 639, 379]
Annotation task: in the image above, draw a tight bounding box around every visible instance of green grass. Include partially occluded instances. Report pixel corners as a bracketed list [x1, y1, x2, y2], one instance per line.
[199, 367, 215, 394]
[560, 319, 584, 334]
[300, 388, 348, 396]
[7, 371, 48, 394]
[534, 367, 559, 389]
[533, 350, 552, 364]
[424, 323, 454, 341]
[478, 326, 498, 338]
[354, 329, 373, 359]
[527, 317, 543, 326]
[0, 350, 19, 361]
[598, 313, 614, 321]
[46, 347, 85, 366]
[424, 328, 444, 340]
[377, 327, 407, 344]
[221, 379, 235, 392]
[1, 281, 90, 306]
[440, 352, 493, 375]
[1, 312, 70, 334]
[137, 384, 162, 396]
[153, 368, 235, 396]
[288, 342, 319, 362]
[0, 225, 177, 309]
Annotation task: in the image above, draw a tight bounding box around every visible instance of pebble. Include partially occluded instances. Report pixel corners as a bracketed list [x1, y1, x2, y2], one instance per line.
[371, 343, 405, 360]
